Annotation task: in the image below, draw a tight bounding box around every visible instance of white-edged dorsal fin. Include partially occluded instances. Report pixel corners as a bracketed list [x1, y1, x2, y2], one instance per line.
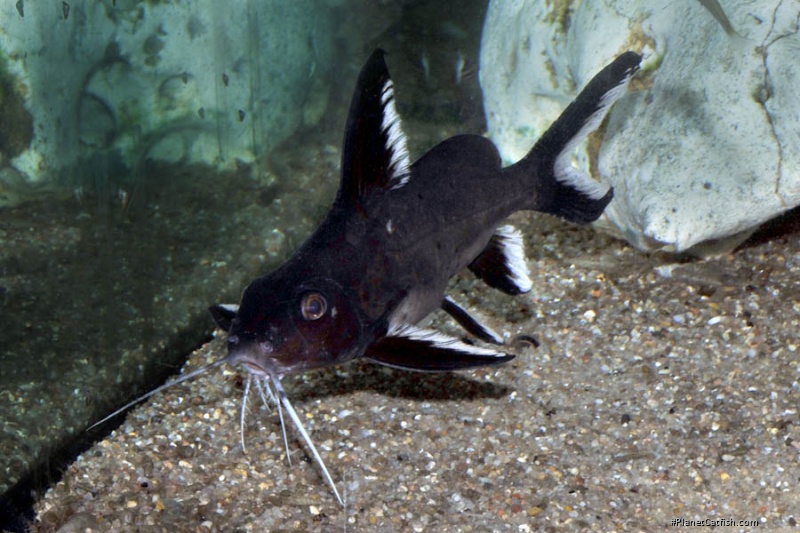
[338, 49, 412, 204]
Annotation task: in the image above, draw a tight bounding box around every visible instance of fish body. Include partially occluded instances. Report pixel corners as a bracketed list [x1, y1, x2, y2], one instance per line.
[95, 49, 641, 505]
[211, 49, 640, 377]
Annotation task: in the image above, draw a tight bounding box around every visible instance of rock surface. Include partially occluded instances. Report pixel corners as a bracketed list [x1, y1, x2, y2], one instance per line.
[480, 0, 800, 252]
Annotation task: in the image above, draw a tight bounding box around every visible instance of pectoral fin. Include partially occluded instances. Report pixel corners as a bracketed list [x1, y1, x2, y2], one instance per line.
[209, 303, 239, 331]
[363, 325, 513, 372]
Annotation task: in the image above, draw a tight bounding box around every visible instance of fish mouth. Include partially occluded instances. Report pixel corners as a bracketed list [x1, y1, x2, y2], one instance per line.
[225, 336, 278, 377]
[241, 361, 270, 377]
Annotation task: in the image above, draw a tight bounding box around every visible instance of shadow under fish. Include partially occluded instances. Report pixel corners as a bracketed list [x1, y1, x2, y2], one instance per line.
[92, 48, 641, 505]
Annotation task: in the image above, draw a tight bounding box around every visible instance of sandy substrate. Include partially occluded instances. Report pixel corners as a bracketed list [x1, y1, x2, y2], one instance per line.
[28, 211, 800, 532]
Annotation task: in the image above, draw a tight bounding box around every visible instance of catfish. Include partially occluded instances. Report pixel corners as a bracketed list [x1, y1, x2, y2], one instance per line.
[94, 49, 641, 504]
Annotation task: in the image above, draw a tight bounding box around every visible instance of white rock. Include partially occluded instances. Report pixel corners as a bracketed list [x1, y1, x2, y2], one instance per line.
[480, 0, 800, 252]
[0, 0, 334, 184]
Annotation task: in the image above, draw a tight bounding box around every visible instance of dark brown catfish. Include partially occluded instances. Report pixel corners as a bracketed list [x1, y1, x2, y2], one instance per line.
[211, 49, 640, 373]
[95, 49, 641, 504]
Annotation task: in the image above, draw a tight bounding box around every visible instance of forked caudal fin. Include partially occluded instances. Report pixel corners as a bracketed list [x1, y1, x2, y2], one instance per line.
[509, 51, 641, 224]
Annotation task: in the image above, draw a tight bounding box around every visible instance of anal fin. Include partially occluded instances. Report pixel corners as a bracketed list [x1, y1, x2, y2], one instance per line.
[468, 225, 532, 295]
[363, 325, 513, 372]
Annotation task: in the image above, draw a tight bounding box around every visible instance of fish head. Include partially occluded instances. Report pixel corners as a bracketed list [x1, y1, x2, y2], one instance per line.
[210, 272, 367, 377]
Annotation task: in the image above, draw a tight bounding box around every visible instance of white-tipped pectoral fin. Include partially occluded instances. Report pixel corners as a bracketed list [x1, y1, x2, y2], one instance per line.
[364, 324, 514, 372]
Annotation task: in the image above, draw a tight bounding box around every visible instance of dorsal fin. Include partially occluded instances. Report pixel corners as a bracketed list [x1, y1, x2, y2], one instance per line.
[338, 49, 411, 204]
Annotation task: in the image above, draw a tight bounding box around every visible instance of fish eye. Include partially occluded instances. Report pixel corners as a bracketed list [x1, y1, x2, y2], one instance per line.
[300, 292, 327, 321]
